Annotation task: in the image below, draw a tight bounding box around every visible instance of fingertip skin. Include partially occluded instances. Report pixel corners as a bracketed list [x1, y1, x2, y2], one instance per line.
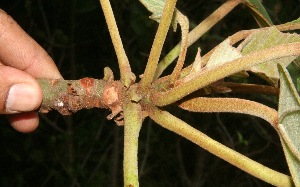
[8, 112, 39, 133]
[0, 9, 62, 132]
[0, 66, 42, 114]
[0, 66, 42, 132]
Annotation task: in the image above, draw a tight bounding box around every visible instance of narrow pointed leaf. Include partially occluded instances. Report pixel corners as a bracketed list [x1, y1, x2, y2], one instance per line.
[190, 48, 202, 74]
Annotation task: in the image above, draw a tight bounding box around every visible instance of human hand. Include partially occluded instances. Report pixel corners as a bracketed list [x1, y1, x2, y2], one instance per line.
[0, 9, 62, 133]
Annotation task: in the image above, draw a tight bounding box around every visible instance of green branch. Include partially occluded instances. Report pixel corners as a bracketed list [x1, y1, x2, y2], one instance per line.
[169, 12, 189, 84]
[152, 42, 300, 106]
[123, 101, 143, 187]
[38, 78, 123, 115]
[149, 107, 293, 187]
[99, 0, 134, 87]
[140, 0, 178, 89]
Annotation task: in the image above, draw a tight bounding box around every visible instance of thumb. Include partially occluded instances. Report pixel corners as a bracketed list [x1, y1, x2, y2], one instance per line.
[0, 66, 42, 114]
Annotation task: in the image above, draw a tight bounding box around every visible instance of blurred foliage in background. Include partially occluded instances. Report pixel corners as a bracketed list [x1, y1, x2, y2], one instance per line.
[0, 0, 299, 186]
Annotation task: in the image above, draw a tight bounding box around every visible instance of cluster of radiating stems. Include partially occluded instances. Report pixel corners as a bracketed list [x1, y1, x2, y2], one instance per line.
[97, 0, 300, 186]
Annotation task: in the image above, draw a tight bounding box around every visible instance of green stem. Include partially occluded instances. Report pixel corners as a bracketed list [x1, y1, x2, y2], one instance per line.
[169, 12, 189, 83]
[99, 0, 134, 87]
[154, 0, 242, 79]
[123, 101, 143, 187]
[140, 0, 178, 89]
[38, 78, 107, 114]
[149, 107, 293, 187]
[178, 97, 278, 128]
[152, 42, 300, 106]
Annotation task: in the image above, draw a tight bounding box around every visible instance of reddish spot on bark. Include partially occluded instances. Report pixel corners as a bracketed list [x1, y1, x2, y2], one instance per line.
[103, 82, 124, 125]
[103, 85, 118, 106]
[80, 78, 95, 94]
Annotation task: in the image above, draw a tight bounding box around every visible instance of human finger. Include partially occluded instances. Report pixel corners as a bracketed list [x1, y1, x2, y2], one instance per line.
[0, 66, 42, 114]
[0, 9, 62, 79]
[7, 112, 39, 133]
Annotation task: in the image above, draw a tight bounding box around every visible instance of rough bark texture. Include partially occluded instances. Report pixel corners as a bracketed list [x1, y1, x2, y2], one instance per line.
[38, 78, 125, 124]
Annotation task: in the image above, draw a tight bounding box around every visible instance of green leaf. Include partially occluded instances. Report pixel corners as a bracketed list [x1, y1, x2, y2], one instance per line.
[206, 39, 242, 68]
[243, 0, 273, 27]
[278, 64, 300, 185]
[180, 39, 242, 84]
[138, 0, 188, 32]
[278, 64, 300, 159]
[280, 138, 300, 186]
[239, 27, 300, 86]
[139, 0, 165, 22]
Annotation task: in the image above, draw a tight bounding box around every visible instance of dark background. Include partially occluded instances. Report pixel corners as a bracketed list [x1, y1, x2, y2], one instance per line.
[0, 0, 299, 186]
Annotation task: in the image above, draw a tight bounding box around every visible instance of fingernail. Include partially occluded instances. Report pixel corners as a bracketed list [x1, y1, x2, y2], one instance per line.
[6, 84, 39, 113]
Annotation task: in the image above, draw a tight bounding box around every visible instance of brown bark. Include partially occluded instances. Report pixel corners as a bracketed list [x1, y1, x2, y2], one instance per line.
[38, 78, 125, 124]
